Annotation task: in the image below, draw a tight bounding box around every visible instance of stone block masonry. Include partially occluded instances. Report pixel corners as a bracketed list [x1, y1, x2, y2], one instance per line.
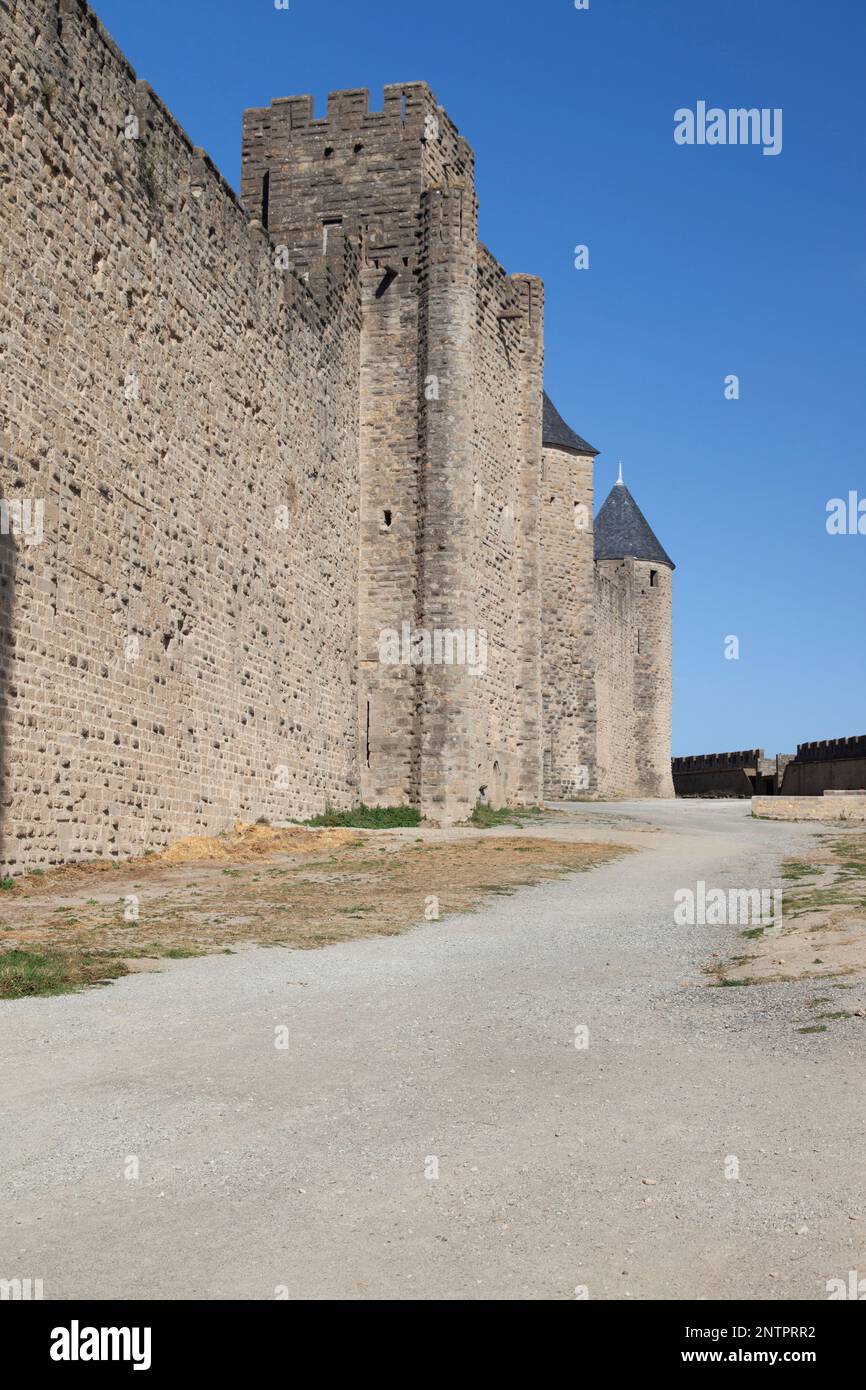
[1, 0, 362, 868]
[0, 0, 675, 868]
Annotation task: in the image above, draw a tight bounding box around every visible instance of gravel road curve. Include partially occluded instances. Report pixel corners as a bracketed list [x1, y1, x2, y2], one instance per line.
[1, 800, 862, 1300]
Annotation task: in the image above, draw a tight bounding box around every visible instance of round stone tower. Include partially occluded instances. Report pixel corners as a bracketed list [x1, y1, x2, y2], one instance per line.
[539, 393, 599, 798]
[593, 470, 675, 798]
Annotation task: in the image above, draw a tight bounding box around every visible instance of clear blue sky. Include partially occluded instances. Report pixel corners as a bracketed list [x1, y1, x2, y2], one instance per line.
[92, 0, 865, 757]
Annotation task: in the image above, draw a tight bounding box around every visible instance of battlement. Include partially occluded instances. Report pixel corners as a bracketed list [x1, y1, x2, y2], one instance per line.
[672, 750, 764, 772]
[795, 736, 866, 763]
[264, 83, 436, 129]
[245, 82, 471, 157]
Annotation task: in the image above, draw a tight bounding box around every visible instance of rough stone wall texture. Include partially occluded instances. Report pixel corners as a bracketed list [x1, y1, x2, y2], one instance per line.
[0, 0, 362, 868]
[467, 252, 544, 812]
[593, 559, 637, 796]
[632, 559, 675, 797]
[540, 444, 596, 798]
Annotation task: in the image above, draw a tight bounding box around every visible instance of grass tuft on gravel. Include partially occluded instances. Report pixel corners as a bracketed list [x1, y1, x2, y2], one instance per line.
[0, 947, 129, 999]
[303, 804, 421, 829]
[465, 803, 547, 830]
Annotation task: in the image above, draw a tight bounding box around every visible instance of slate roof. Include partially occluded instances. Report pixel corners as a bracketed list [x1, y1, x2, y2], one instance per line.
[594, 481, 675, 569]
[542, 392, 598, 456]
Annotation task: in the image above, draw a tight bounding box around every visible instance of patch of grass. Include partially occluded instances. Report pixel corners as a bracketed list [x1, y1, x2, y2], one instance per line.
[0, 948, 128, 998]
[465, 803, 546, 830]
[814, 1010, 854, 1021]
[304, 804, 421, 830]
[782, 860, 819, 882]
[0, 877, 16, 892]
[0, 833, 625, 997]
[740, 926, 765, 940]
[797, 1025, 828, 1034]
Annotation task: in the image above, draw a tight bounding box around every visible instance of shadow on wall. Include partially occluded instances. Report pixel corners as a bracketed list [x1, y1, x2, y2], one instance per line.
[0, 496, 16, 867]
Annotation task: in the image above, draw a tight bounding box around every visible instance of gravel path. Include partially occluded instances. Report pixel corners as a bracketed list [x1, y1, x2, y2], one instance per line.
[1, 799, 863, 1301]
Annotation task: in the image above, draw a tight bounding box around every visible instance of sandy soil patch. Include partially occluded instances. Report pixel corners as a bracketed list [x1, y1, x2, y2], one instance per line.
[708, 831, 866, 990]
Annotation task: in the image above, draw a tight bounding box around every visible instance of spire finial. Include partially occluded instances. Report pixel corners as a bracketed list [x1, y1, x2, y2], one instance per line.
[616, 459, 624, 486]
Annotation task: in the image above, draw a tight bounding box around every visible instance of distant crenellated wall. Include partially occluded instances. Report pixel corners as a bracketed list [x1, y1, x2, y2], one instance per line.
[780, 737, 866, 796]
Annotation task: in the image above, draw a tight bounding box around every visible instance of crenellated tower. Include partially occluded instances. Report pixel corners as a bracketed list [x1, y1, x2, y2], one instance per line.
[241, 85, 544, 823]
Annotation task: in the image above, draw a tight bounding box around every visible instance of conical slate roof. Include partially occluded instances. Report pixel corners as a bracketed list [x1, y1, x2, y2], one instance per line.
[542, 392, 598, 456]
[594, 480, 675, 569]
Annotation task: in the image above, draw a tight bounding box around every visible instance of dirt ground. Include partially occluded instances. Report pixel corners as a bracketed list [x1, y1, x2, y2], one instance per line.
[710, 831, 866, 994]
[0, 819, 625, 994]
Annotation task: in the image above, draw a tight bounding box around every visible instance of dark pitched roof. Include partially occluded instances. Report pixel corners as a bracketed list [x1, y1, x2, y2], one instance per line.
[542, 392, 598, 456]
[594, 481, 675, 569]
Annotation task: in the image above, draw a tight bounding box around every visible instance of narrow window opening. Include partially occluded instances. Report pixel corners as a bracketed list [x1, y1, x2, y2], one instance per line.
[261, 171, 270, 230]
[401, 94, 407, 120]
[383, 509, 392, 529]
[322, 217, 342, 253]
[354, 142, 363, 154]
[650, 569, 658, 588]
[365, 701, 371, 768]
[324, 145, 334, 159]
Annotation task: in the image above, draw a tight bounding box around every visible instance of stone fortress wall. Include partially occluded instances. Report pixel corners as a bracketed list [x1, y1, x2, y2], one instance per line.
[0, 0, 675, 868]
[1, 0, 364, 869]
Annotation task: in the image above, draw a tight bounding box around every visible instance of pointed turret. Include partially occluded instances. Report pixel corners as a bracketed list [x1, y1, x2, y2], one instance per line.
[542, 392, 598, 456]
[594, 478, 674, 569]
